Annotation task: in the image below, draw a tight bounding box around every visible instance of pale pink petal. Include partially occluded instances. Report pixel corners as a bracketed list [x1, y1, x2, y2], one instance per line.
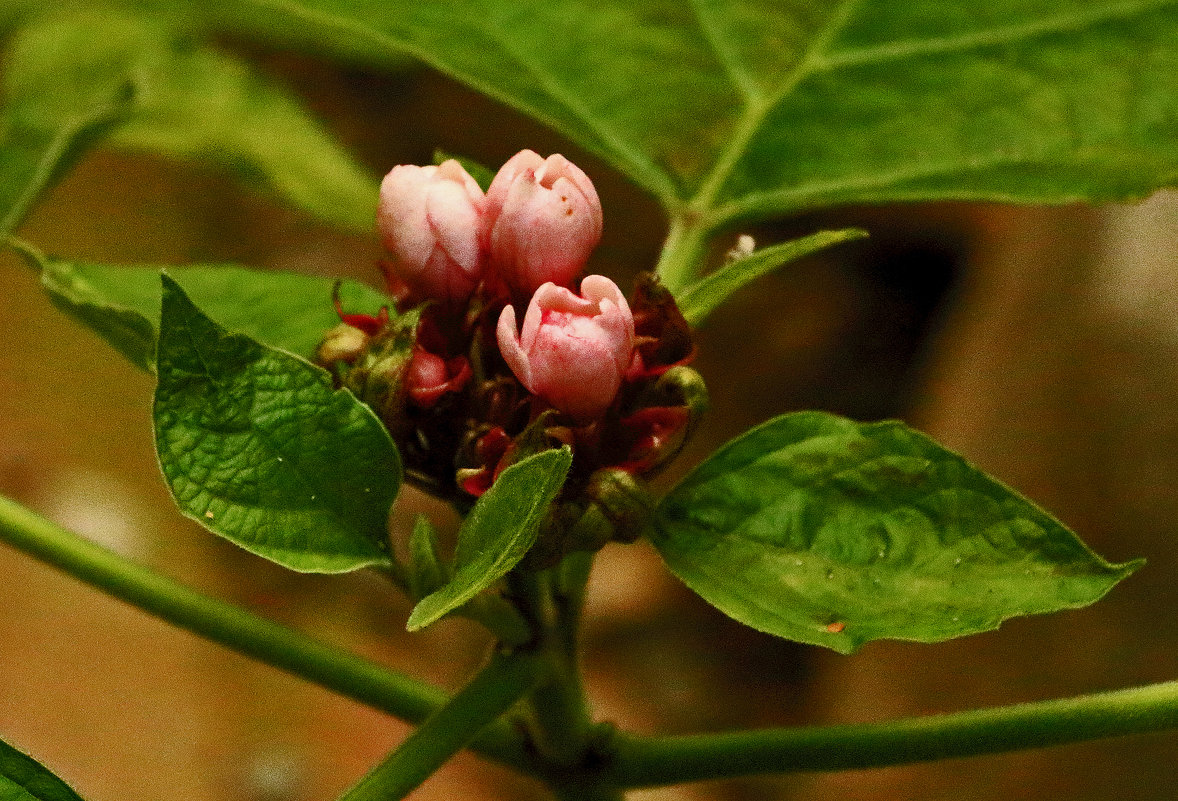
[485, 149, 544, 222]
[496, 304, 533, 390]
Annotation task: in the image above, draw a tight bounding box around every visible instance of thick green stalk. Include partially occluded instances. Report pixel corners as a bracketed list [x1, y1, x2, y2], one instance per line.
[340, 650, 541, 800]
[0, 494, 530, 771]
[654, 213, 715, 295]
[607, 679, 1178, 787]
[519, 563, 625, 800]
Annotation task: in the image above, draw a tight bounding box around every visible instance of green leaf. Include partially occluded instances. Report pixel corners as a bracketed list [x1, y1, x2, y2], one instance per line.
[651, 411, 1141, 654]
[22, 243, 389, 372]
[406, 447, 573, 631]
[4, 8, 379, 230]
[676, 228, 868, 326]
[0, 738, 86, 801]
[407, 514, 447, 600]
[154, 274, 400, 573]
[208, 0, 1178, 225]
[0, 61, 130, 238]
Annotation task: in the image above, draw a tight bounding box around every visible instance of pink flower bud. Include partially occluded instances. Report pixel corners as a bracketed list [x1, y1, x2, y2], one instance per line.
[377, 160, 485, 303]
[496, 275, 634, 421]
[485, 150, 603, 295]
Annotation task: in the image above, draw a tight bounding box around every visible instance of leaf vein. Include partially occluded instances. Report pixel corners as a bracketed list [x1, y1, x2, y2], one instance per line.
[682, 0, 761, 103]
[819, 0, 1178, 71]
[686, 0, 865, 212]
[713, 149, 1172, 221]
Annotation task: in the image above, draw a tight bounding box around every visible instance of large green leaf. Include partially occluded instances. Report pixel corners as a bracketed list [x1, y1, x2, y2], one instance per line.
[406, 447, 573, 631]
[0, 737, 86, 801]
[3, 7, 379, 230]
[210, 0, 1178, 225]
[154, 275, 400, 573]
[651, 411, 1140, 654]
[22, 243, 388, 371]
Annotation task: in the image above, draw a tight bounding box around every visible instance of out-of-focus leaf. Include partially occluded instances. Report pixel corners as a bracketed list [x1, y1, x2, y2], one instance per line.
[23, 243, 389, 371]
[0, 737, 87, 801]
[0, 63, 130, 237]
[4, 7, 379, 230]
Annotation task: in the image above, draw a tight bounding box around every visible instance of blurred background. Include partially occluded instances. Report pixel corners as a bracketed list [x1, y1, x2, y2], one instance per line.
[2, 42, 1178, 801]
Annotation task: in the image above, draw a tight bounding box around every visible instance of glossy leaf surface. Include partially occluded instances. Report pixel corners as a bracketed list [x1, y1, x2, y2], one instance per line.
[652, 411, 1141, 653]
[154, 275, 400, 572]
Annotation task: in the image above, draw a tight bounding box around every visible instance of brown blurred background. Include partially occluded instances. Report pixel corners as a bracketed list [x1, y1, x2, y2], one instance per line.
[2, 51, 1177, 801]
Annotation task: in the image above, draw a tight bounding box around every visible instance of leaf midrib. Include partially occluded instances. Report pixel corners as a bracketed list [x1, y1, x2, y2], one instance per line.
[685, 0, 864, 218]
[689, 0, 1178, 227]
[233, 0, 1177, 227]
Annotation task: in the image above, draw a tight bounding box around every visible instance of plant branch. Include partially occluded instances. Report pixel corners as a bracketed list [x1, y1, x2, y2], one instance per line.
[0, 494, 532, 772]
[654, 213, 716, 295]
[607, 679, 1178, 787]
[339, 650, 542, 800]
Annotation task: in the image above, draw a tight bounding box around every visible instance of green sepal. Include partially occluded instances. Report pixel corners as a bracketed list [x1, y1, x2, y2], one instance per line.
[407, 514, 447, 600]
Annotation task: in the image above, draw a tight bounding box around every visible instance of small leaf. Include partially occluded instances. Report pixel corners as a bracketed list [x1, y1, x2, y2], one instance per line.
[651, 411, 1141, 654]
[5, 8, 379, 230]
[154, 274, 400, 573]
[433, 149, 496, 192]
[676, 228, 868, 327]
[407, 447, 572, 631]
[23, 244, 389, 372]
[0, 737, 87, 801]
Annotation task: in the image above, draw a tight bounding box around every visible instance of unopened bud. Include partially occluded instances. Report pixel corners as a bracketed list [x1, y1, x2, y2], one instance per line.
[377, 160, 486, 303]
[656, 366, 710, 424]
[585, 469, 654, 543]
[485, 150, 603, 295]
[316, 323, 369, 366]
[497, 275, 634, 421]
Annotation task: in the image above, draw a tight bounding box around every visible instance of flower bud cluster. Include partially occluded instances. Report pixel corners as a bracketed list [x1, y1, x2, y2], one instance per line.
[318, 150, 704, 558]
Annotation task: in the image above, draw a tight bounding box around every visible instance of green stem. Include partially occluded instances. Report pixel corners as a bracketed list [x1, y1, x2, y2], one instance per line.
[340, 650, 542, 800]
[608, 679, 1178, 788]
[654, 213, 715, 295]
[522, 564, 626, 799]
[0, 494, 530, 772]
